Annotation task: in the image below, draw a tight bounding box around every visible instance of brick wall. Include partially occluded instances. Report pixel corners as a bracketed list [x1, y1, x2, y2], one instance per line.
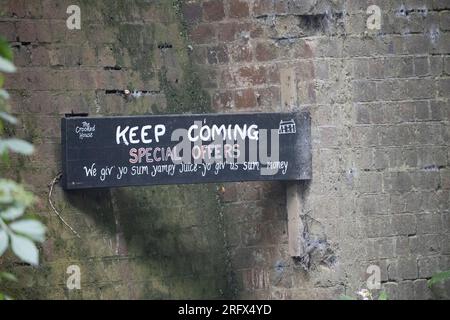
[0, 0, 449, 300]
[0, 0, 231, 299]
[184, 0, 450, 299]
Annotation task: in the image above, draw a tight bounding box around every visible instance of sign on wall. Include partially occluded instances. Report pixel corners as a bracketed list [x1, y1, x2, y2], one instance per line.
[61, 112, 311, 190]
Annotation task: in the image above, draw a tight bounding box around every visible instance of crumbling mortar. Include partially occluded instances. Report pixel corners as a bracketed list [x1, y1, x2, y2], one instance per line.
[293, 213, 338, 271]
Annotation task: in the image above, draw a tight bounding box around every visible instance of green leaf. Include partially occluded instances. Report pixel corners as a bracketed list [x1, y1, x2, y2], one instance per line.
[0, 141, 5, 154]
[428, 270, 450, 287]
[1, 205, 25, 220]
[0, 229, 8, 256]
[1, 293, 13, 300]
[0, 179, 20, 203]
[10, 219, 46, 242]
[0, 37, 13, 61]
[1, 149, 10, 165]
[0, 179, 34, 205]
[0, 187, 13, 203]
[0, 138, 34, 155]
[0, 56, 16, 73]
[378, 291, 388, 300]
[10, 233, 39, 266]
[0, 272, 17, 282]
[0, 111, 17, 124]
[0, 89, 10, 99]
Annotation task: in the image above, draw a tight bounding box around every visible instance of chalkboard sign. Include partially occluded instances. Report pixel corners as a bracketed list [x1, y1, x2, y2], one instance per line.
[61, 112, 311, 190]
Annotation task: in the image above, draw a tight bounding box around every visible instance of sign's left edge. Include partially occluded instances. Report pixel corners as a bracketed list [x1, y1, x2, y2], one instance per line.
[61, 118, 69, 190]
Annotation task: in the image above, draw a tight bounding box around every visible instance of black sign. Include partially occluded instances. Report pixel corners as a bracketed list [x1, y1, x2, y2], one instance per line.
[61, 112, 311, 190]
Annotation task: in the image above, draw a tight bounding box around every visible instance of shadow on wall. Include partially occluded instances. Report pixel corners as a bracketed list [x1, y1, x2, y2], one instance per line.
[64, 183, 231, 299]
[59, 0, 231, 299]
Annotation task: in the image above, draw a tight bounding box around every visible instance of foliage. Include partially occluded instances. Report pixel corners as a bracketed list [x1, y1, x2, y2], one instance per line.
[0, 36, 46, 300]
[378, 291, 388, 300]
[428, 270, 450, 288]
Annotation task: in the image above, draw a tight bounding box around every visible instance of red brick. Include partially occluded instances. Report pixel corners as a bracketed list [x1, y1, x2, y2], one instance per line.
[250, 25, 264, 38]
[72, 70, 98, 90]
[301, 40, 314, 59]
[213, 91, 234, 110]
[235, 88, 256, 109]
[41, 0, 68, 19]
[16, 21, 37, 42]
[47, 92, 91, 115]
[27, 115, 60, 139]
[296, 60, 315, 80]
[42, 239, 54, 262]
[34, 70, 54, 90]
[64, 46, 82, 66]
[35, 20, 53, 43]
[86, 25, 116, 44]
[81, 47, 97, 66]
[237, 65, 267, 85]
[219, 68, 235, 88]
[24, 91, 51, 113]
[255, 86, 281, 108]
[31, 46, 50, 66]
[65, 28, 87, 45]
[97, 46, 116, 66]
[139, 8, 159, 21]
[203, 0, 225, 22]
[229, 43, 253, 62]
[190, 24, 216, 44]
[207, 45, 229, 64]
[23, 1, 43, 18]
[95, 70, 125, 90]
[218, 22, 250, 42]
[255, 42, 277, 61]
[42, 92, 68, 114]
[287, 39, 314, 59]
[7, 0, 26, 18]
[253, 0, 273, 16]
[48, 48, 64, 66]
[229, 0, 250, 18]
[265, 65, 280, 83]
[50, 20, 67, 43]
[182, 2, 202, 23]
[39, 70, 72, 90]
[302, 81, 316, 104]
[12, 45, 31, 67]
[0, 21, 17, 42]
[7, 91, 27, 113]
[242, 268, 270, 289]
[4, 72, 25, 90]
[102, 94, 125, 114]
[274, 0, 288, 14]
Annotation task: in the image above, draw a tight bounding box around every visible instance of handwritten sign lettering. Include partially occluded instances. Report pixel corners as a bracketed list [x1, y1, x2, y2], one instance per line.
[61, 112, 311, 189]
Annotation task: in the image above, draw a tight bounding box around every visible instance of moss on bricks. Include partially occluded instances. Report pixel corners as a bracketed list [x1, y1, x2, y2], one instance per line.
[2, 0, 234, 300]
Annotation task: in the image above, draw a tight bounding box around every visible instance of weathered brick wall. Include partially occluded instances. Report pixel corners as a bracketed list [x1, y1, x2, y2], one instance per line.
[183, 0, 450, 299]
[0, 0, 449, 300]
[0, 0, 231, 299]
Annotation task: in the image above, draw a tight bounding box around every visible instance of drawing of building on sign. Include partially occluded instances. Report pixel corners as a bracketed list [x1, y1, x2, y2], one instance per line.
[278, 119, 296, 134]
